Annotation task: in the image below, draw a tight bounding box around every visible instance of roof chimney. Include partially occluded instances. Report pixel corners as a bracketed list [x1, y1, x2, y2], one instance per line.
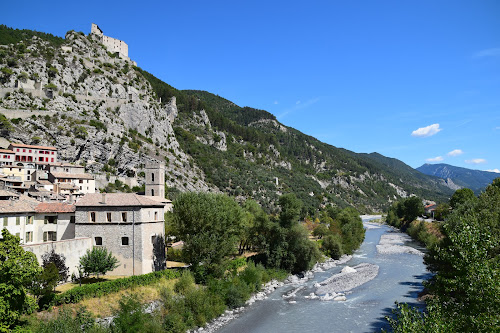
[101, 193, 106, 204]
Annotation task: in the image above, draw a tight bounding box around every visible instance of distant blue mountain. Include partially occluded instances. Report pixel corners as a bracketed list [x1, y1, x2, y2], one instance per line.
[416, 163, 500, 194]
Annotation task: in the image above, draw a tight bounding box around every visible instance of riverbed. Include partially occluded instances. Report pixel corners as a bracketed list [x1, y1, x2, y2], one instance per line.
[215, 216, 429, 333]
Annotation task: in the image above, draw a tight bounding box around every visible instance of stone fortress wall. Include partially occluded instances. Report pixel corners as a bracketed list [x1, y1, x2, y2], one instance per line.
[91, 23, 129, 60]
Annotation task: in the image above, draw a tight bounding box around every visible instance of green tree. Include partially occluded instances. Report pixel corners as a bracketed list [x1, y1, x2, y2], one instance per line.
[41, 249, 69, 283]
[322, 234, 343, 259]
[278, 193, 302, 228]
[0, 229, 41, 330]
[434, 203, 450, 221]
[312, 224, 329, 239]
[402, 196, 424, 222]
[79, 247, 119, 279]
[449, 188, 476, 209]
[32, 262, 59, 308]
[171, 192, 244, 279]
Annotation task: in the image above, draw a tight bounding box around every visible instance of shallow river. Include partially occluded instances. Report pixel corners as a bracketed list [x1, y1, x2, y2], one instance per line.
[217, 216, 429, 333]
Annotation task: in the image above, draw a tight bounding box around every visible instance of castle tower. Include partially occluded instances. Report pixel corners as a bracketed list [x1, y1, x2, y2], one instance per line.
[145, 161, 165, 198]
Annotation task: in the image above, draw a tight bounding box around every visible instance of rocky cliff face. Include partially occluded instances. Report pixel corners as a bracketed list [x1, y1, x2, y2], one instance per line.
[0, 31, 214, 192]
[0, 27, 454, 212]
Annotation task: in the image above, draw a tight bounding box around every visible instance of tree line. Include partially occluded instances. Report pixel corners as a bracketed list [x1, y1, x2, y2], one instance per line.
[387, 178, 500, 332]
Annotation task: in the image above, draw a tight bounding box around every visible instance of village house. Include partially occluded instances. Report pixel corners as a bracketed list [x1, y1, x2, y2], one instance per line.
[8, 143, 58, 164]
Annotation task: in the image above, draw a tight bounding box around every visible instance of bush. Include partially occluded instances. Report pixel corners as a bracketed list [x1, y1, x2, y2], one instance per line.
[111, 294, 163, 333]
[174, 270, 195, 295]
[322, 234, 343, 259]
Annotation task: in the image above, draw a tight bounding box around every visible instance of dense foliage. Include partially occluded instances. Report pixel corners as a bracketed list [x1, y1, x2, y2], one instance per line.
[0, 24, 65, 46]
[0, 229, 41, 330]
[388, 179, 500, 332]
[170, 192, 244, 280]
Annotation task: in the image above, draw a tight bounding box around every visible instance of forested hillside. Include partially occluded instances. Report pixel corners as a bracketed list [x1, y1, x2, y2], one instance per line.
[0, 25, 454, 214]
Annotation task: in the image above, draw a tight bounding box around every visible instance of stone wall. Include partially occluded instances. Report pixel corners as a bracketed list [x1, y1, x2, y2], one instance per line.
[75, 207, 165, 276]
[22, 237, 92, 276]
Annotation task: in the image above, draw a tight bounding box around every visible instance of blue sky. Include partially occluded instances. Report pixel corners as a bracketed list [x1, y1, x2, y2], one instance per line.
[2, 1, 499, 172]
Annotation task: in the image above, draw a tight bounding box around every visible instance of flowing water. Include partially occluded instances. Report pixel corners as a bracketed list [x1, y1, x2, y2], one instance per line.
[216, 216, 429, 333]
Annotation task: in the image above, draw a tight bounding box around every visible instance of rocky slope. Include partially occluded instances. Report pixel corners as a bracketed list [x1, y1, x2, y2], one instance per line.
[0, 26, 454, 212]
[417, 163, 499, 194]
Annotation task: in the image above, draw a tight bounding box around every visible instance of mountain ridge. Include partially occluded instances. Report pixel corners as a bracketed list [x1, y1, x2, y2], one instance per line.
[0, 25, 455, 213]
[416, 163, 499, 194]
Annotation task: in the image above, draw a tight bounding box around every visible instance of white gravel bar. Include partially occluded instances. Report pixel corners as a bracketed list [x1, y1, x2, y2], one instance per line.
[376, 233, 424, 256]
[315, 263, 379, 295]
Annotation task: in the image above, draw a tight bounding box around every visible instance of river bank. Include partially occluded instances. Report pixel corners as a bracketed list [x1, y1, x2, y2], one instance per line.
[215, 216, 428, 333]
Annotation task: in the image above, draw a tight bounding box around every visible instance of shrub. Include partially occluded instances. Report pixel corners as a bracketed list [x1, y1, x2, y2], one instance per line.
[322, 234, 343, 259]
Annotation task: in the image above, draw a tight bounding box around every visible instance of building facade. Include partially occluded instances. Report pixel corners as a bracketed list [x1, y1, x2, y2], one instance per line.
[75, 193, 166, 276]
[8, 143, 58, 164]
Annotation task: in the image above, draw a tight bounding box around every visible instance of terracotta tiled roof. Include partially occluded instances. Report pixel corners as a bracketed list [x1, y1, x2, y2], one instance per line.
[36, 202, 75, 213]
[37, 180, 53, 185]
[58, 183, 79, 190]
[0, 196, 38, 213]
[9, 143, 57, 151]
[75, 193, 165, 207]
[0, 149, 14, 154]
[51, 172, 94, 180]
[0, 189, 19, 197]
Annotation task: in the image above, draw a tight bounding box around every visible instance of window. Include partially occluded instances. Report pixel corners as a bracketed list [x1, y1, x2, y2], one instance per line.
[151, 235, 157, 244]
[121, 212, 127, 222]
[44, 216, 57, 224]
[27, 216, 33, 225]
[29, 150, 32, 153]
[16, 216, 20, 225]
[154, 211, 158, 221]
[3, 217, 7, 226]
[95, 237, 102, 246]
[121, 237, 129, 245]
[107, 212, 112, 222]
[25, 231, 33, 243]
[27, 175, 30, 181]
[70, 216, 75, 224]
[51, 158, 54, 162]
[90, 212, 96, 222]
[43, 231, 57, 242]
[151, 173, 155, 182]
[151, 189, 154, 196]
[79, 179, 83, 183]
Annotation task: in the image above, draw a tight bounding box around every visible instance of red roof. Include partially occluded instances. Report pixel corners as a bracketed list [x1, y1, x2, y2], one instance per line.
[10, 143, 57, 151]
[0, 149, 14, 154]
[35, 202, 75, 213]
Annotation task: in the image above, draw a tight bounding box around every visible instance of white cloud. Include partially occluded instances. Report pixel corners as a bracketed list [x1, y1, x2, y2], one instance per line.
[447, 149, 463, 157]
[274, 101, 279, 105]
[465, 159, 487, 164]
[473, 48, 500, 58]
[411, 124, 442, 138]
[426, 156, 444, 162]
[486, 169, 500, 173]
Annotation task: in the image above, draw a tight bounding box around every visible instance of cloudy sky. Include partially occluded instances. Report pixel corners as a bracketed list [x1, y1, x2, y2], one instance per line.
[3, 0, 499, 172]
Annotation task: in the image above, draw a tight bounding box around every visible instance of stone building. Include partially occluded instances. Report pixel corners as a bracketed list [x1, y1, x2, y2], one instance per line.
[91, 23, 129, 60]
[74, 193, 167, 276]
[145, 161, 165, 198]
